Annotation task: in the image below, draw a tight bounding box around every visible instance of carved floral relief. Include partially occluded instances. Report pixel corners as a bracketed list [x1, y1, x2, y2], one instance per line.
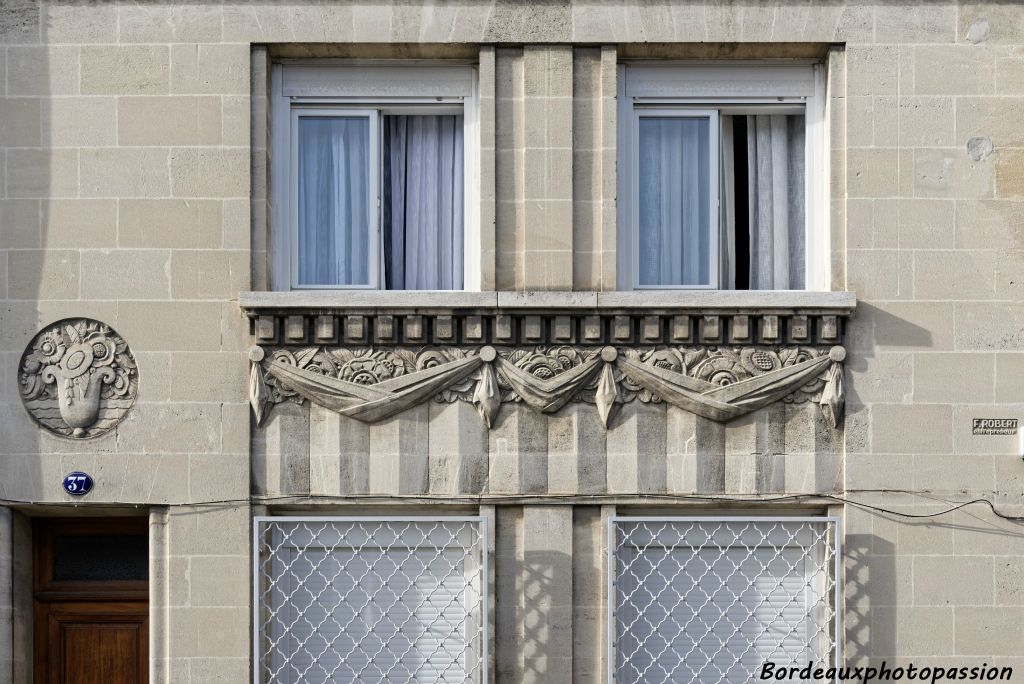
[19, 319, 138, 438]
[249, 343, 845, 430]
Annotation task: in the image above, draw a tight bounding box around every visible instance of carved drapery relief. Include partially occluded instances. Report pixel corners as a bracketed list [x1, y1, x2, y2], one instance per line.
[19, 319, 138, 438]
[249, 343, 846, 430]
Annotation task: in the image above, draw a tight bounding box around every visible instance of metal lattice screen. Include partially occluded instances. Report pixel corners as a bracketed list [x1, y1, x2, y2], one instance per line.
[609, 517, 839, 684]
[254, 517, 487, 684]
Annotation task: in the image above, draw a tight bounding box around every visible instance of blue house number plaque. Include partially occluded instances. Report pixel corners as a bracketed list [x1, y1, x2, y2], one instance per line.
[62, 472, 94, 496]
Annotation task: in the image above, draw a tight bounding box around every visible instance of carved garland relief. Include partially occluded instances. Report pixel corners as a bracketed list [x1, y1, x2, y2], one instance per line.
[249, 343, 846, 430]
[19, 319, 138, 438]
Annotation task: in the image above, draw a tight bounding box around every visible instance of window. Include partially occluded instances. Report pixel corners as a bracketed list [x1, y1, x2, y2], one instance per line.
[272, 64, 478, 291]
[618, 62, 828, 291]
[254, 516, 487, 684]
[609, 517, 839, 684]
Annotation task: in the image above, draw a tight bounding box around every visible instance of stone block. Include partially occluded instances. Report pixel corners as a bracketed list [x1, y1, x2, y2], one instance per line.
[170, 148, 249, 198]
[79, 248, 171, 301]
[187, 556, 249, 608]
[914, 353, 994, 403]
[118, 199, 222, 249]
[0, 98, 39, 147]
[874, 4, 956, 43]
[996, 149, 1024, 198]
[870, 404, 952, 454]
[7, 46, 78, 96]
[118, 3, 223, 43]
[169, 352, 246, 403]
[171, 43, 250, 95]
[115, 301, 225, 351]
[996, 46, 1024, 93]
[914, 46, 996, 95]
[7, 249, 78, 300]
[994, 354, 1024, 403]
[868, 607, 954, 657]
[44, 3, 116, 43]
[956, 97, 1024, 149]
[847, 148, 900, 198]
[427, 401, 488, 496]
[367, 405, 429, 495]
[914, 148, 994, 199]
[959, 4, 1024, 44]
[0, 199, 40, 248]
[119, 96, 222, 146]
[914, 250, 996, 300]
[0, 0, 39, 44]
[955, 302, 1024, 350]
[81, 46, 169, 95]
[955, 608, 1024, 656]
[170, 250, 248, 299]
[6, 149, 78, 199]
[222, 95, 251, 147]
[846, 352, 913, 405]
[81, 148, 171, 198]
[43, 97, 117, 147]
[846, 250, 906, 300]
[116, 403, 222, 454]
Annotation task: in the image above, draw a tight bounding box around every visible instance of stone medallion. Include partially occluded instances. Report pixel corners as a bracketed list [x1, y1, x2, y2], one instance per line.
[19, 318, 138, 438]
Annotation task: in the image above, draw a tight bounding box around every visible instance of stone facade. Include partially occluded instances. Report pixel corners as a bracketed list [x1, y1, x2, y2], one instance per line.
[1, 1, 1023, 682]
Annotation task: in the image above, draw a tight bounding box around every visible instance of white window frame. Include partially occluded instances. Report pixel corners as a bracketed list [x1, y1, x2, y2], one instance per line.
[253, 515, 489, 684]
[606, 515, 841, 684]
[271, 62, 481, 292]
[631, 108, 720, 289]
[617, 61, 829, 292]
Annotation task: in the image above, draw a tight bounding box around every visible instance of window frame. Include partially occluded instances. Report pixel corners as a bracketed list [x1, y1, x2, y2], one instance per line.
[606, 515, 841, 684]
[270, 62, 480, 292]
[617, 61, 829, 292]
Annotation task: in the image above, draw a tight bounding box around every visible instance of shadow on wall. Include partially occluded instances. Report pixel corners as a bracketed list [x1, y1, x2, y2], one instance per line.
[845, 532, 895, 666]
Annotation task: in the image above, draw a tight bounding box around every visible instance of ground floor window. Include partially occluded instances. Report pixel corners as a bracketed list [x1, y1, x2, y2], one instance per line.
[609, 516, 839, 684]
[254, 516, 487, 684]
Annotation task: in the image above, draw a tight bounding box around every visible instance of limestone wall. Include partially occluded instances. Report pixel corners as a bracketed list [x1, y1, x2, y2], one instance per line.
[1, 1, 1023, 682]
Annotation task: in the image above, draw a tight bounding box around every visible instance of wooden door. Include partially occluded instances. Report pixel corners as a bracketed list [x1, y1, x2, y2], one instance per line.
[33, 519, 149, 684]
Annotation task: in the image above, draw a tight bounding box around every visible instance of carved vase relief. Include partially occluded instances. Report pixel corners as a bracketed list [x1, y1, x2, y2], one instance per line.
[19, 319, 138, 438]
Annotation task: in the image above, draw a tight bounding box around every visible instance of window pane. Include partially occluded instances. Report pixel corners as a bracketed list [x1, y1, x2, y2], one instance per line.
[638, 117, 711, 286]
[383, 115, 464, 290]
[297, 117, 370, 286]
[52, 534, 148, 582]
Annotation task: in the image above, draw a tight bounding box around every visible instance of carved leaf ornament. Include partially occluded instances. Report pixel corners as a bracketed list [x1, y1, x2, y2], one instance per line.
[249, 343, 845, 430]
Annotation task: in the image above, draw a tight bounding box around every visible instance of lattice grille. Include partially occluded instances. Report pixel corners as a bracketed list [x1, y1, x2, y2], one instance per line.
[610, 517, 838, 684]
[255, 517, 487, 684]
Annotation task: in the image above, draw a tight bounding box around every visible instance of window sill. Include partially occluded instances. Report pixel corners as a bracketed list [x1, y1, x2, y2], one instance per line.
[239, 289, 855, 313]
[239, 290, 855, 346]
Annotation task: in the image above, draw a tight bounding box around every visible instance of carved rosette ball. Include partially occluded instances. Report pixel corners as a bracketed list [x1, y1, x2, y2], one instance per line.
[19, 319, 138, 438]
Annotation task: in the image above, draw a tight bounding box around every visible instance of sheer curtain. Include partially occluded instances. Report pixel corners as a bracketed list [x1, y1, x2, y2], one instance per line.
[747, 114, 805, 289]
[297, 117, 370, 286]
[384, 114, 464, 290]
[638, 117, 711, 286]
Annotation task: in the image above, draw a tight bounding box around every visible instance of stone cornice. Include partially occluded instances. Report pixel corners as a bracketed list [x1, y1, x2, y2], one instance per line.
[239, 290, 856, 347]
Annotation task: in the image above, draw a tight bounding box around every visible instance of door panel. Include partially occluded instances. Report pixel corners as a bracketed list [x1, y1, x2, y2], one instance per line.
[33, 519, 149, 684]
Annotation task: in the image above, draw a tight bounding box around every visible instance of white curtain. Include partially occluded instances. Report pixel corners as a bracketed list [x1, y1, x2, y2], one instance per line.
[720, 116, 737, 289]
[297, 117, 370, 286]
[747, 114, 805, 289]
[638, 117, 711, 286]
[384, 115, 464, 290]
